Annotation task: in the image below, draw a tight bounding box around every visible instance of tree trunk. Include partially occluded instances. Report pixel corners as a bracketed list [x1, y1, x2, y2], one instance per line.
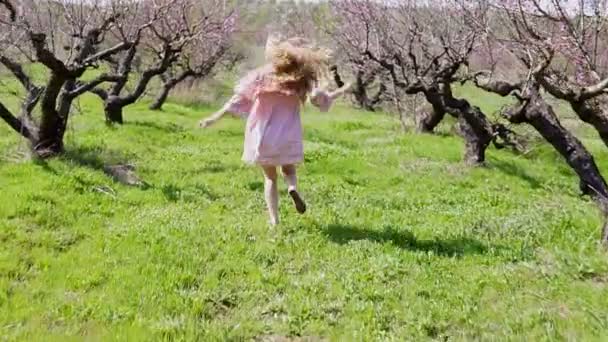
[540, 77, 608, 149]
[0, 102, 36, 140]
[423, 84, 493, 165]
[445, 92, 494, 165]
[415, 102, 446, 133]
[353, 78, 375, 111]
[104, 99, 124, 125]
[35, 102, 66, 158]
[456, 117, 488, 165]
[455, 113, 492, 165]
[149, 84, 171, 111]
[571, 97, 608, 148]
[33, 125, 65, 158]
[508, 90, 608, 246]
[34, 73, 68, 158]
[504, 89, 608, 199]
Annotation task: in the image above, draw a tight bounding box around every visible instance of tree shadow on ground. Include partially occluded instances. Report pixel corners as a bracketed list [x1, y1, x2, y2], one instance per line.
[33, 146, 110, 174]
[322, 224, 495, 257]
[197, 164, 228, 174]
[33, 158, 59, 175]
[60, 146, 108, 171]
[36, 146, 148, 188]
[489, 159, 542, 189]
[160, 183, 218, 202]
[128, 120, 185, 133]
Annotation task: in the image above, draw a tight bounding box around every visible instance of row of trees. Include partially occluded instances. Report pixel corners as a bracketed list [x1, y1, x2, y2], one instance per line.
[0, 0, 236, 157]
[329, 0, 608, 244]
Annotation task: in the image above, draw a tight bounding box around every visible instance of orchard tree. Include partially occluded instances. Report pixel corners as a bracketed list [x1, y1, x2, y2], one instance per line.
[331, 0, 517, 165]
[314, 1, 388, 111]
[90, 0, 206, 124]
[330, 63, 388, 112]
[465, 0, 608, 147]
[459, 0, 608, 243]
[512, 0, 608, 147]
[149, 2, 238, 111]
[0, 0, 142, 157]
[263, 0, 388, 111]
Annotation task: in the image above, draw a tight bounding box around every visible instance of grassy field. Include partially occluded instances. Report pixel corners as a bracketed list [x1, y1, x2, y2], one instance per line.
[1, 89, 608, 341]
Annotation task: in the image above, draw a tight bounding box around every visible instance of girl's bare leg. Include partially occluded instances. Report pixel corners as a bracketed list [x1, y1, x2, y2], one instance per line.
[262, 166, 279, 225]
[282, 164, 306, 214]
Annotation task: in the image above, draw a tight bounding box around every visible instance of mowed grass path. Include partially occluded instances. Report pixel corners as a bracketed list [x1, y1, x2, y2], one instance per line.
[1, 92, 608, 340]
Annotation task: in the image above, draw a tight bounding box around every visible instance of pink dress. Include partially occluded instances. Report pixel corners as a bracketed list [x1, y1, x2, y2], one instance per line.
[226, 65, 334, 166]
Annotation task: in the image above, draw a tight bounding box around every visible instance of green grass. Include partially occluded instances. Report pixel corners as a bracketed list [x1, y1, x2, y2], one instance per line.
[1, 91, 608, 341]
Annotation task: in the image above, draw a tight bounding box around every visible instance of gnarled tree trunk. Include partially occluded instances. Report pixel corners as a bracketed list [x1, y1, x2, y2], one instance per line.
[149, 71, 192, 111]
[415, 102, 446, 133]
[449, 102, 494, 165]
[540, 76, 608, 149]
[422, 83, 494, 165]
[476, 77, 608, 245]
[503, 88, 608, 199]
[104, 100, 125, 125]
[33, 73, 69, 157]
[570, 97, 608, 148]
[149, 85, 171, 111]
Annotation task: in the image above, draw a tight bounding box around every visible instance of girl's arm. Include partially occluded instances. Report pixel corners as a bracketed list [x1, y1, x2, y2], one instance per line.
[198, 105, 230, 128]
[327, 82, 353, 100]
[310, 82, 353, 112]
[198, 94, 250, 128]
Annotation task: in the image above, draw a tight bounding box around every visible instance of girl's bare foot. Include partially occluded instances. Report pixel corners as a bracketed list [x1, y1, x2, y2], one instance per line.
[289, 190, 306, 214]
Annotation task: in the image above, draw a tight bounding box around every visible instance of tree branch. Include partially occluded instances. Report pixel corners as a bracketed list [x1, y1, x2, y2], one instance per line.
[89, 87, 108, 100]
[0, 101, 35, 139]
[81, 42, 131, 66]
[0, 55, 35, 91]
[120, 46, 177, 105]
[473, 77, 522, 97]
[581, 77, 608, 101]
[28, 32, 68, 73]
[69, 74, 122, 98]
[0, 0, 16, 21]
[330, 65, 345, 88]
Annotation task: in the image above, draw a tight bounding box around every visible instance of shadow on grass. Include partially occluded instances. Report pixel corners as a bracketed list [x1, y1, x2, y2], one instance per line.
[247, 181, 264, 191]
[490, 159, 542, 189]
[160, 183, 218, 202]
[33, 158, 59, 175]
[322, 224, 492, 257]
[36, 146, 148, 188]
[129, 120, 185, 133]
[33, 146, 109, 174]
[61, 146, 107, 171]
[198, 164, 228, 174]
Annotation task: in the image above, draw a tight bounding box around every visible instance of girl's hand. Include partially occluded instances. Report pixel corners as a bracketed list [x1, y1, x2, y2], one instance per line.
[328, 82, 353, 100]
[199, 118, 215, 128]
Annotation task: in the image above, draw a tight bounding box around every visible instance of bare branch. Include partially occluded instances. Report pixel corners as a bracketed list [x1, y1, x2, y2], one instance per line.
[0, 101, 35, 139]
[0, 0, 16, 21]
[69, 74, 122, 98]
[581, 77, 608, 100]
[0, 55, 35, 91]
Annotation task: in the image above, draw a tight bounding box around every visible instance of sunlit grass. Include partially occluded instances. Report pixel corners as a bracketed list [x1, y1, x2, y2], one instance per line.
[1, 88, 607, 340]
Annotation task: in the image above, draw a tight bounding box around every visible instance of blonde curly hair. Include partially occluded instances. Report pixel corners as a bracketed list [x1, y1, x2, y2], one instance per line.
[265, 36, 332, 102]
